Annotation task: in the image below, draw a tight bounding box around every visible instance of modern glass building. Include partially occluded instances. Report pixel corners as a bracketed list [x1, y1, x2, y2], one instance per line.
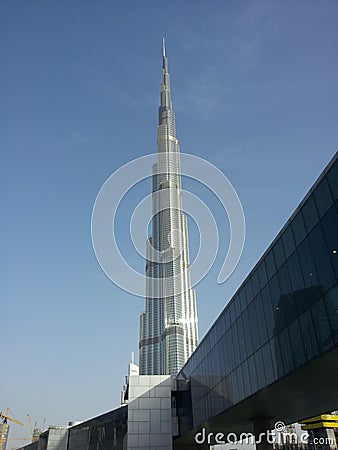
[174, 151, 338, 442]
[67, 407, 127, 450]
[139, 41, 199, 376]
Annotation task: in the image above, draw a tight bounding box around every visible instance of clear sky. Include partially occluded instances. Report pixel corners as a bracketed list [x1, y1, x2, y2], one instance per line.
[1, 0, 337, 444]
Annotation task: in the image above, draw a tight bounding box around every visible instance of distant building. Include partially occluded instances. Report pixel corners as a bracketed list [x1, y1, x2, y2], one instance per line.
[139, 40, 198, 377]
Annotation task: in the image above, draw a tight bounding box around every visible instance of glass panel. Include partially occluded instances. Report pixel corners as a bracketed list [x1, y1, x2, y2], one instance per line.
[272, 335, 286, 378]
[239, 287, 248, 311]
[278, 327, 295, 374]
[261, 284, 275, 338]
[314, 177, 333, 218]
[302, 195, 319, 233]
[321, 204, 338, 279]
[245, 278, 254, 304]
[257, 260, 268, 288]
[273, 238, 285, 270]
[241, 360, 251, 398]
[292, 212, 306, 247]
[247, 355, 258, 394]
[255, 292, 268, 345]
[242, 308, 254, 358]
[269, 274, 285, 334]
[232, 322, 240, 369]
[288, 318, 306, 367]
[311, 299, 333, 352]
[254, 348, 266, 390]
[251, 271, 260, 298]
[324, 285, 338, 344]
[299, 309, 319, 360]
[265, 251, 276, 280]
[327, 158, 338, 201]
[282, 226, 296, 258]
[234, 295, 241, 320]
[237, 315, 247, 361]
[297, 239, 320, 289]
[278, 265, 295, 324]
[308, 223, 336, 292]
[248, 301, 260, 351]
[261, 342, 275, 385]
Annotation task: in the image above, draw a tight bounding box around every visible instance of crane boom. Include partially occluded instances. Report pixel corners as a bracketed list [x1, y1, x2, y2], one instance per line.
[0, 412, 24, 426]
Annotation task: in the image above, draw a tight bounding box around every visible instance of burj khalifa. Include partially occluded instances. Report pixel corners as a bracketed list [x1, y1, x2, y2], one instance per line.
[139, 41, 199, 376]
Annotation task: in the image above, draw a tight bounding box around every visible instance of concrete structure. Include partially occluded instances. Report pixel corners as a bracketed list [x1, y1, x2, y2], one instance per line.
[125, 365, 173, 449]
[139, 39, 198, 377]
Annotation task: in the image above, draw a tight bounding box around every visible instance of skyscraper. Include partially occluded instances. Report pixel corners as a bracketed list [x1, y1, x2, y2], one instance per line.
[139, 41, 199, 376]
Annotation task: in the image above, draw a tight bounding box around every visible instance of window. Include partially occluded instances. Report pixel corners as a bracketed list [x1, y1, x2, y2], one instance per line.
[308, 223, 336, 292]
[278, 327, 294, 374]
[302, 196, 319, 233]
[327, 159, 338, 201]
[292, 212, 306, 247]
[299, 309, 319, 360]
[282, 226, 296, 259]
[310, 299, 333, 351]
[288, 318, 306, 367]
[323, 286, 338, 344]
[314, 177, 333, 218]
[273, 238, 285, 270]
[261, 342, 275, 385]
[265, 251, 276, 280]
[321, 204, 338, 279]
[257, 261, 268, 288]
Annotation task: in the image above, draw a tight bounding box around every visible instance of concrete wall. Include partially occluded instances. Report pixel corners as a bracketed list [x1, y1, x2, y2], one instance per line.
[127, 374, 172, 450]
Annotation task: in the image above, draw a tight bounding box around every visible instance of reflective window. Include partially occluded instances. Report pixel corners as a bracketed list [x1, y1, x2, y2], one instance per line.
[257, 261, 268, 288]
[323, 286, 338, 344]
[288, 318, 306, 366]
[241, 360, 251, 398]
[255, 293, 268, 345]
[261, 284, 275, 338]
[247, 355, 258, 393]
[278, 265, 295, 325]
[292, 212, 306, 246]
[287, 252, 304, 292]
[239, 288, 248, 312]
[273, 238, 285, 270]
[321, 205, 338, 279]
[242, 308, 254, 357]
[254, 348, 266, 390]
[282, 226, 296, 258]
[309, 223, 336, 291]
[278, 327, 294, 374]
[248, 301, 260, 350]
[265, 251, 276, 280]
[251, 271, 260, 298]
[311, 299, 333, 351]
[327, 159, 338, 201]
[299, 309, 319, 360]
[302, 196, 319, 232]
[261, 342, 275, 385]
[237, 316, 247, 361]
[297, 239, 319, 289]
[314, 177, 333, 218]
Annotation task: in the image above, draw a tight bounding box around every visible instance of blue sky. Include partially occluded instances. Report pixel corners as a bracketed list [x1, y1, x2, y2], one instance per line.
[1, 0, 338, 443]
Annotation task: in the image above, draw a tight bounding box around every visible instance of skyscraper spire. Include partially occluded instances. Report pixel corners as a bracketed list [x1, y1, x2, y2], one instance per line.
[139, 42, 199, 376]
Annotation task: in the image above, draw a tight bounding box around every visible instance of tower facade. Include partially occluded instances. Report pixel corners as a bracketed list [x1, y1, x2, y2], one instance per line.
[139, 42, 199, 376]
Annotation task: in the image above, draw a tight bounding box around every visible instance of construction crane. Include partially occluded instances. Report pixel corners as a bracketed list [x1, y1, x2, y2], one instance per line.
[27, 414, 41, 443]
[0, 409, 24, 450]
